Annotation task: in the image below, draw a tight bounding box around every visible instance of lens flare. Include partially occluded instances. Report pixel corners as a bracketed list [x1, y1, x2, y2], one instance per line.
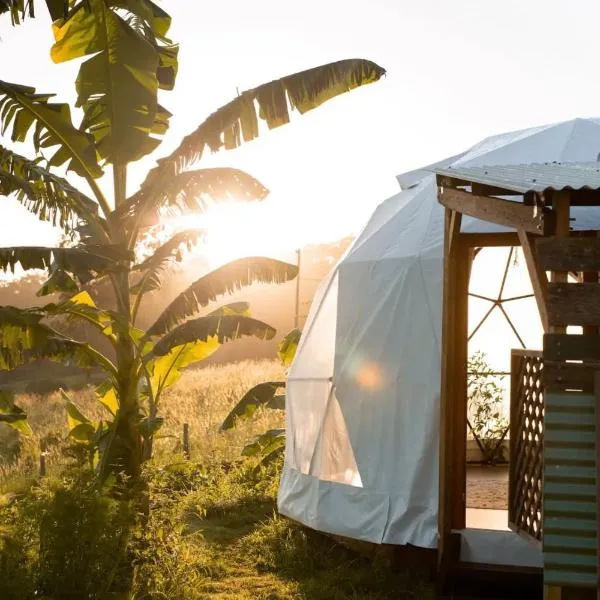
[355, 361, 384, 392]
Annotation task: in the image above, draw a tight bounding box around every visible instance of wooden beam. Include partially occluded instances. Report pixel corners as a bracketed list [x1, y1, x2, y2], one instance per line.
[544, 333, 600, 362]
[595, 373, 600, 597]
[543, 192, 569, 600]
[562, 188, 600, 205]
[547, 282, 600, 327]
[548, 192, 571, 335]
[582, 271, 599, 336]
[544, 361, 597, 393]
[536, 237, 600, 272]
[438, 208, 468, 573]
[439, 175, 523, 197]
[438, 187, 555, 235]
[518, 230, 549, 332]
[447, 209, 460, 256]
[460, 231, 520, 248]
[472, 182, 521, 197]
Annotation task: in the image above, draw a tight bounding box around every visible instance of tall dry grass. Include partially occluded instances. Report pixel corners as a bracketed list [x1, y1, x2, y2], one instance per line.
[0, 360, 286, 490]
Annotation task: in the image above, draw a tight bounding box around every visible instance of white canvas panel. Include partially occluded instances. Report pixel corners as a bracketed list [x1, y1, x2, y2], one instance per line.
[285, 379, 334, 474]
[289, 273, 339, 380]
[278, 469, 391, 543]
[309, 388, 363, 487]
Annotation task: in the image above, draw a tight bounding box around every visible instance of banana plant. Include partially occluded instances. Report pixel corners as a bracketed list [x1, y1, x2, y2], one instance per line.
[0, 390, 32, 436]
[0, 0, 385, 481]
[0, 0, 69, 24]
[220, 329, 300, 465]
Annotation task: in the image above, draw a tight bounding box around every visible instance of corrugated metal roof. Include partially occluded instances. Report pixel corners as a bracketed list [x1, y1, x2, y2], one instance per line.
[433, 161, 600, 194]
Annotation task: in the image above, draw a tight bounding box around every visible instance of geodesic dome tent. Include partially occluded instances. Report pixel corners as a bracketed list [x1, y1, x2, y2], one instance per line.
[277, 118, 600, 549]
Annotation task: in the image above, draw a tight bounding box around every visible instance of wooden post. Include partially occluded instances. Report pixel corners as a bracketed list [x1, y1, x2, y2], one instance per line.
[183, 423, 190, 459]
[595, 372, 600, 600]
[518, 230, 549, 332]
[582, 233, 598, 335]
[544, 191, 571, 600]
[549, 192, 571, 334]
[438, 208, 469, 582]
[294, 249, 301, 329]
[39, 452, 46, 478]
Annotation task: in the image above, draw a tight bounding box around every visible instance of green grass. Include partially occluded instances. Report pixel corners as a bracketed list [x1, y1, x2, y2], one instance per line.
[0, 360, 434, 600]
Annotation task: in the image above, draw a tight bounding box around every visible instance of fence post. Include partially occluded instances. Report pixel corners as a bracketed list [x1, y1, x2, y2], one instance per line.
[294, 248, 301, 329]
[39, 452, 46, 478]
[183, 423, 190, 459]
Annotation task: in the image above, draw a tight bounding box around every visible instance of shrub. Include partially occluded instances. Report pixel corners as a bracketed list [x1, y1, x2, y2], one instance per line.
[467, 351, 509, 464]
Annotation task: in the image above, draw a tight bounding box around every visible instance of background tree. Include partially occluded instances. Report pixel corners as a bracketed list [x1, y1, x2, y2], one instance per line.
[0, 0, 385, 481]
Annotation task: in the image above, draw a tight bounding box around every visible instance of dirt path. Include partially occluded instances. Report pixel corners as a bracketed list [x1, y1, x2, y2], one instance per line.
[466, 465, 508, 510]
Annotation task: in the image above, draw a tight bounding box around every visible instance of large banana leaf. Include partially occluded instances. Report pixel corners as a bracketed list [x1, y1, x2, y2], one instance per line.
[0, 80, 102, 179]
[37, 267, 79, 296]
[148, 257, 298, 336]
[0, 305, 115, 373]
[131, 229, 206, 295]
[0, 391, 32, 435]
[206, 302, 251, 318]
[0, 145, 102, 233]
[0, 0, 32, 23]
[144, 303, 252, 400]
[43, 291, 114, 339]
[51, 0, 176, 164]
[242, 428, 285, 458]
[0, 244, 132, 283]
[146, 339, 219, 400]
[65, 398, 96, 443]
[143, 58, 385, 182]
[95, 379, 118, 416]
[118, 167, 269, 229]
[0, 1, 68, 23]
[220, 381, 286, 431]
[152, 314, 276, 357]
[277, 328, 301, 367]
[114, 0, 178, 90]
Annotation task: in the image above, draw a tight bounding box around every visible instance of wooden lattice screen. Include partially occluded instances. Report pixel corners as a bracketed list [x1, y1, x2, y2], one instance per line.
[508, 349, 544, 544]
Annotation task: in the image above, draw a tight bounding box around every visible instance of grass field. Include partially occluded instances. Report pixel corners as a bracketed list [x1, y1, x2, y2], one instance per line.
[0, 360, 434, 600]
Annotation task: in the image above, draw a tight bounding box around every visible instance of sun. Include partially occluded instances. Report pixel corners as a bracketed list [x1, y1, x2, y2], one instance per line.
[167, 201, 295, 268]
[158, 192, 352, 271]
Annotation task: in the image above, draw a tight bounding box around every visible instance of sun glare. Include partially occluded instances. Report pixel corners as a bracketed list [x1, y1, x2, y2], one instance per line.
[166, 199, 343, 269]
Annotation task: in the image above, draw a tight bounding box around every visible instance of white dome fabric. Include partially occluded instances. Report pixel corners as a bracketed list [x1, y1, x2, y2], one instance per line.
[277, 118, 600, 548]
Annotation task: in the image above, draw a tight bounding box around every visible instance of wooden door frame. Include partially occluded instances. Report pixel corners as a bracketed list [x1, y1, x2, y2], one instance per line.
[438, 223, 537, 572]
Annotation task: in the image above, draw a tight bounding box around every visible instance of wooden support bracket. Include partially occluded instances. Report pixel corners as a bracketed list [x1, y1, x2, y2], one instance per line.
[518, 230, 549, 332]
[438, 187, 555, 235]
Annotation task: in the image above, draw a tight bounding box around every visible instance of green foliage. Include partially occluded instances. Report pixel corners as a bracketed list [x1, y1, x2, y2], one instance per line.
[0, 1, 68, 24]
[50, 0, 177, 164]
[220, 381, 285, 431]
[278, 327, 301, 366]
[147, 257, 299, 336]
[131, 228, 207, 294]
[242, 428, 286, 471]
[467, 351, 509, 464]
[157, 59, 386, 172]
[0, 80, 103, 179]
[0, 470, 131, 599]
[0, 391, 31, 436]
[0, 2, 384, 484]
[225, 329, 300, 465]
[121, 167, 270, 229]
[240, 516, 431, 600]
[0, 364, 432, 599]
[0, 144, 99, 232]
[36, 473, 133, 598]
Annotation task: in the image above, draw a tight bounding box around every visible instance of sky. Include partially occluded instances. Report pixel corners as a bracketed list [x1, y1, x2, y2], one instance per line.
[2, 0, 600, 255]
